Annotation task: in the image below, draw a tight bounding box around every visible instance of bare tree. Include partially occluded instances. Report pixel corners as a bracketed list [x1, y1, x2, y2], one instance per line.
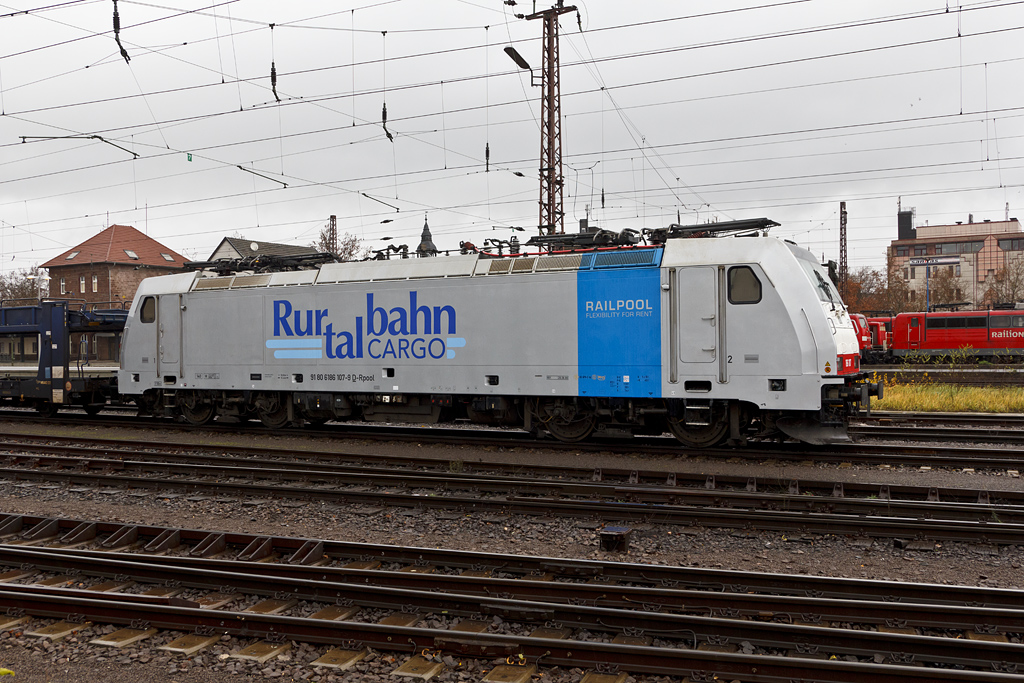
[926, 267, 965, 309]
[844, 266, 885, 313]
[845, 252, 910, 314]
[0, 266, 46, 303]
[882, 250, 911, 313]
[310, 229, 369, 261]
[989, 253, 1024, 306]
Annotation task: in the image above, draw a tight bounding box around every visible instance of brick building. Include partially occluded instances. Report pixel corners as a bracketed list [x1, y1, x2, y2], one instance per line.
[889, 211, 1023, 309]
[41, 225, 186, 364]
[41, 224, 186, 306]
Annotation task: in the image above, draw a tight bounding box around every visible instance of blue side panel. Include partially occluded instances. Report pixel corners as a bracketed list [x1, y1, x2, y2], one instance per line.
[577, 268, 661, 398]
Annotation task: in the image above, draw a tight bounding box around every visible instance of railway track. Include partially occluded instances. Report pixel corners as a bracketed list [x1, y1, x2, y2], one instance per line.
[863, 366, 1024, 387]
[863, 411, 1024, 428]
[2, 433, 1024, 543]
[4, 408, 1024, 465]
[1, 515, 1023, 682]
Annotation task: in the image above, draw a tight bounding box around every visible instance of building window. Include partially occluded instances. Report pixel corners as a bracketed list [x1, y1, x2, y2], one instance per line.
[939, 241, 983, 254]
[956, 265, 961, 276]
[895, 246, 909, 257]
[60, 278, 65, 295]
[999, 239, 1024, 251]
[910, 267, 916, 280]
[956, 288, 962, 299]
[914, 246, 927, 256]
[65, 251, 79, 260]
[91, 275, 98, 293]
[123, 249, 139, 259]
[79, 276, 85, 293]
[909, 290, 916, 301]
[160, 253, 175, 262]
[903, 268, 909, 280]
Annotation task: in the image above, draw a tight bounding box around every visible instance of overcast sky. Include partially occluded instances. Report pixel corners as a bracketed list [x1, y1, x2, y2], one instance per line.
[1, 0, 1022, 271]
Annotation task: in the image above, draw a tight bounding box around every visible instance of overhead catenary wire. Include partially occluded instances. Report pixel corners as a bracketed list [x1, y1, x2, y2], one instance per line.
[9, 77, 1024, 206]
[5, 8, 1023, 130]
[1, 2, 1021, 260]
[8, 15, 1022, 174]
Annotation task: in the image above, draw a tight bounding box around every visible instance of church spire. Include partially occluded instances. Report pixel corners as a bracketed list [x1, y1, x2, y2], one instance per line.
[416, 214, 438, 256]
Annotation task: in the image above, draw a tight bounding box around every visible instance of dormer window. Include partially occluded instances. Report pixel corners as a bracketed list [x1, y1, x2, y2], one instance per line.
[161, 253, 175, 262]
[65, 251, 79, 260]
[124, 249, 139, 259]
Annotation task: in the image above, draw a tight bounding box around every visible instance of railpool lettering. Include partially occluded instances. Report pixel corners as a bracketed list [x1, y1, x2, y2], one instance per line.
[268, 292, 465, 361]
[585, 299, 653, 312]
[584, 298, 655, 319]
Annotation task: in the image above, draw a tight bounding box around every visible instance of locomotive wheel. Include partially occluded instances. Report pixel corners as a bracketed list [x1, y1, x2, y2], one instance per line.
[536, 399, 597, 443]
[83, 404, 103, 416]
[180, 402, 215, 426]
[255, 394, 290, 429]
[668, 414, 729, 448]
[258, 406, 289, 429]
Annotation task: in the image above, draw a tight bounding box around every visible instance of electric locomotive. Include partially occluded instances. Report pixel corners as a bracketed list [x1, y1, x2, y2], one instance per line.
[864, 309, 1024, 362]
[117, 219, 879, 446]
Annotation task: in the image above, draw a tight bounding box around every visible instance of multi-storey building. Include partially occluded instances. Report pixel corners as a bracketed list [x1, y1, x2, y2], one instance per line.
[889, 211, 1022, 308]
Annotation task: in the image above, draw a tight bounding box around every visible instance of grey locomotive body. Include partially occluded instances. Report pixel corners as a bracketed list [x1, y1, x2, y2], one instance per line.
[118, 234, 874, 446]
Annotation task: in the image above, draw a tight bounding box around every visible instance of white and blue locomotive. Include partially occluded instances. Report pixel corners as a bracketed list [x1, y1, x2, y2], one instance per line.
[118, 221, 878, 446]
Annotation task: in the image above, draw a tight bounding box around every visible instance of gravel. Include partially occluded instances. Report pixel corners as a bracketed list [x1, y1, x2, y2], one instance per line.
[1, 421, 1023, 682]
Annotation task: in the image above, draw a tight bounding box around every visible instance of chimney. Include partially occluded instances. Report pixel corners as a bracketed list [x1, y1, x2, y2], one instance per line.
[897, 210, 916, 240]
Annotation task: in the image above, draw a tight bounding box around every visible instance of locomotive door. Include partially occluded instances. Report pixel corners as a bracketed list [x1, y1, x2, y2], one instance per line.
[157, 294, 181, 376]
[907, 315, 922, 349]
[675, 267, 717, 365]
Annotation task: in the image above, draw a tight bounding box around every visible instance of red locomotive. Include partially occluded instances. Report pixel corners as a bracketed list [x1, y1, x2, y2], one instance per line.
[864, 310, 1024, 362]
[851, 314, 871, 354]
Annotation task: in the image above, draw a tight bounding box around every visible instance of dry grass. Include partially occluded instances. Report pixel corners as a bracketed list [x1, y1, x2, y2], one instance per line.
[873, 384, 1024, 413]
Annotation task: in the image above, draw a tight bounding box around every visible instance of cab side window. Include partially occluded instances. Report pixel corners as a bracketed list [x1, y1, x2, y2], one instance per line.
[140, 296, 156, 323]
[728, 266, 761, 304]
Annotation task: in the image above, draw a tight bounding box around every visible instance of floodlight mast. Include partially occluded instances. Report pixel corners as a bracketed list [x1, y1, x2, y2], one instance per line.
[508, 2, 576, 237]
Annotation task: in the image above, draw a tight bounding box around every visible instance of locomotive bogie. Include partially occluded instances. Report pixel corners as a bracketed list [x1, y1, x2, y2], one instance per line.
[117, 234, 875, 446]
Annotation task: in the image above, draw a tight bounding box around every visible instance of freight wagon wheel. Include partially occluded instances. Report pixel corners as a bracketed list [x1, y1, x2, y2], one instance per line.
[35, 401, 59, 418]
[81, 392, 103, 416]
[136, 392, 160, 417]
[667, 415, 729, 449]
[536, 398, 597, 443]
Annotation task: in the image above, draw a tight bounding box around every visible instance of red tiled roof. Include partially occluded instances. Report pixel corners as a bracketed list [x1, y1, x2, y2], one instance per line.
[41, 225, 186, 269]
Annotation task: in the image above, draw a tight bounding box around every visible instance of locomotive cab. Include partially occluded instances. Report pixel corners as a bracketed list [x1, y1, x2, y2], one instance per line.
[659, 237, 879, 446]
